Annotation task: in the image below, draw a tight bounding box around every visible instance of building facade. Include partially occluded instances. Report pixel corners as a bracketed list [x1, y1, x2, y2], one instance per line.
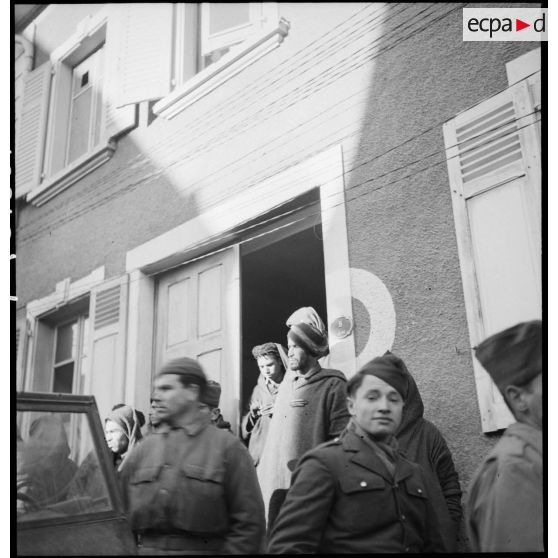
[14, 2, 542, 544]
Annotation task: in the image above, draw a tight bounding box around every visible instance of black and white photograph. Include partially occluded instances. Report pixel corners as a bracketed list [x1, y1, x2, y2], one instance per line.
[13, 2, 546, 554]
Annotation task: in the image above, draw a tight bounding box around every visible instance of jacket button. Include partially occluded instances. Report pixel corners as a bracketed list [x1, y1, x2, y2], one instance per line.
[400, 514, 406, 521]
[417, 488, 423, 494]
[393, 483, 399, 488]
[360, 481, 367, 488]
[405, 547, 410, 552]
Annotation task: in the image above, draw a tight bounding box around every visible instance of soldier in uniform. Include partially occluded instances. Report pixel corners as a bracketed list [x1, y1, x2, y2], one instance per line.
[119, 357, 265, 555]
[267, 354, 444, 553]
[467, 320, 543, 552]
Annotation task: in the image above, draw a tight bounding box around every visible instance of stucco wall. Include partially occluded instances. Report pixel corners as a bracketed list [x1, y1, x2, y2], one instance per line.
[16, 3, 540, 543]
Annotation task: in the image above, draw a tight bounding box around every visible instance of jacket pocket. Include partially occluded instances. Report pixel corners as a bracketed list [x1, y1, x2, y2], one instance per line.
[404, 476, 428, 499]
[175, 463, 228, 534]
[130, 465, 162, 484]
[336, 473, 389, 533]
[339, 473, 385, 494]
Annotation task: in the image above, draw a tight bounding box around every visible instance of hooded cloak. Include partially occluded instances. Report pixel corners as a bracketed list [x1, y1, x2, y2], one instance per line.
[394, 355, 463, 552]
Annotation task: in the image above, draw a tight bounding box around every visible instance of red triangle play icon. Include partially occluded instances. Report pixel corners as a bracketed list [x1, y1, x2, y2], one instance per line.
[516, 18, 530, 31]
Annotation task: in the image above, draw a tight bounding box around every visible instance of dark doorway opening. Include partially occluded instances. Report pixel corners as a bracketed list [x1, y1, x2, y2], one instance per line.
[240, 214, 327, 414]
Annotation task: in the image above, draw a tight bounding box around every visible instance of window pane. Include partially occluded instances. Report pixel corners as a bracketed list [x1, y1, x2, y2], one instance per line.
[55, 323, 77, 363]
[17, 410, 112, 521]
[67, 87, 93, 164]
[209, 3, 250, 35]
[53, 363, 74, 393]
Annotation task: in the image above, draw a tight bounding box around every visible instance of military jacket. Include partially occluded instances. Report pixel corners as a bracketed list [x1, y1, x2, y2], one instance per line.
[119, 420, 265, 554]
[268, 428, 445, 553]
[467, 421, 543, 552]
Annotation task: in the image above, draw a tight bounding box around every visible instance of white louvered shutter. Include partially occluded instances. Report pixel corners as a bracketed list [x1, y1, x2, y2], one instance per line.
[15, 61, 51, 198]
[104, 4, 137, 139]
[444, 78, 541, 433]
[87, 275, 129, 421]
[116, 3, 173, 107]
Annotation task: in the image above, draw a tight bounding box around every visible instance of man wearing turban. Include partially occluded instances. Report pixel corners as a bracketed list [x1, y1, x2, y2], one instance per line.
[467, 320, 543, 552]
[256, 307, 350, 529]
[268, 353, 444, 553]
[119, 357, 265, 554]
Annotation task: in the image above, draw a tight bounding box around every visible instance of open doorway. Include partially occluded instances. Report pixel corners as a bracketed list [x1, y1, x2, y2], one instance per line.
[240, 218, 327, 414]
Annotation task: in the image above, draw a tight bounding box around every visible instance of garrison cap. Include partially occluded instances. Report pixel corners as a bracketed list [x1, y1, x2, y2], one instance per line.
[156, 357, 207, 390]
[474, 320, 542, 392]
[200, 380, 222, 408]
[354, 354, 409, 400]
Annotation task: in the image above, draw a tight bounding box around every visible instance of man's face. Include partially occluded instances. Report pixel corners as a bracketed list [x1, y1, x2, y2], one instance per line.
[257, 355, 283, 382]
[287, 339, 311, 372]
[347, 374, 404, 440]
[104, 420, 128, 454]
[198, 403, 220, 423]
[151, 374, 199, 423]
[522, 372, 543, 430]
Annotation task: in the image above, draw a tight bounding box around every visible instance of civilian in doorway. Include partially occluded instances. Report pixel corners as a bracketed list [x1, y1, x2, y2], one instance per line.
[467, 320, 543, 552]
[241, 342, 288, 465]
[256, 307, 350, 529]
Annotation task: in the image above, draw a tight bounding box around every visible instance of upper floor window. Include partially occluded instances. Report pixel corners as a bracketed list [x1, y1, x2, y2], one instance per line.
[15, 6, 136, 205]
[118, 3, 288, 119]
[66, 46, 105, 165]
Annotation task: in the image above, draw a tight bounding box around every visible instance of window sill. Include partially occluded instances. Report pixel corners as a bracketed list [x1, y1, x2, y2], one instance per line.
[26, 141, 116, 206]
[153, 18, 290, 120]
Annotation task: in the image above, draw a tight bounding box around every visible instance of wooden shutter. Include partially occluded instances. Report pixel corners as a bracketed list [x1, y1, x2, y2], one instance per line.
[444, 80, 541, 432]
[15, 61, 51, 199]
[87, 275, 129, 421]
[116, 3, 173, 107]
[104, 4, 137, 139]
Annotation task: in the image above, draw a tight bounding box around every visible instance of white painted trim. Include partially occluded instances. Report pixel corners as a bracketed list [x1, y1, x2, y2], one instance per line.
[153, 18, 289, 120]
[125, 269, 155, 411]
[125, 145, 355, 409]
[26, 266, 105, 319]
[506, 47, 541, 86]
[27, 141, 116, 206]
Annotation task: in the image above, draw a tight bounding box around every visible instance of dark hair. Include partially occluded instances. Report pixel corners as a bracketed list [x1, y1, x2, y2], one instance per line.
[252, 342, 281, 362]
[111, 403, 126, 411]
[347, 370, 370, 398]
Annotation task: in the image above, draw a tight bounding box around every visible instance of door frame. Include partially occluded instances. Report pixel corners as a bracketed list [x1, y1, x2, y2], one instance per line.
[124, 144, 355, 414]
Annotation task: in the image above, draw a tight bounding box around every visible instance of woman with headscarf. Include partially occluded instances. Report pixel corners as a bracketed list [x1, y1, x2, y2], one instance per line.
[241, 342, 288, 466]
[385, 352, 463, 552]
[17, 415, 78, 512]
[104, 404, 145, 471]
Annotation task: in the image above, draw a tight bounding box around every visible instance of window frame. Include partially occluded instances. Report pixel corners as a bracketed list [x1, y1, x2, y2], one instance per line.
[199, 3, 275, 68]
[50, 314, 90, 395]
[155, 2, 286, 120]
[42, 12, 110, 183]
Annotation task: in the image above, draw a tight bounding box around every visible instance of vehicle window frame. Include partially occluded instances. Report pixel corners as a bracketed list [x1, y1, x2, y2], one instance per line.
[16, 392, 126, 530]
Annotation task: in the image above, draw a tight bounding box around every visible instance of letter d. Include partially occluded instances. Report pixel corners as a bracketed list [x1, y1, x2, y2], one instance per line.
[534, 13, 545, 32]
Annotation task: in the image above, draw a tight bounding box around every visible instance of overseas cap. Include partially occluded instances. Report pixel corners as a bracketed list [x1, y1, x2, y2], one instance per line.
[474, 320, 542, 392]
[356, 354, 409, 400]
[156, 357, 207, 390]
[200, 380, 221, 408]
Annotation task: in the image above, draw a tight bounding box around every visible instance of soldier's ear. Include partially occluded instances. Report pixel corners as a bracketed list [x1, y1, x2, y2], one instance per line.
[504, 385, 527, 415]
[346, 396, 356, 416]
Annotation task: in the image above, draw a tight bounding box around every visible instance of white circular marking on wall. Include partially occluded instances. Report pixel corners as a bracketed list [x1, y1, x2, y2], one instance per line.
[350, 267, 396, 369]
